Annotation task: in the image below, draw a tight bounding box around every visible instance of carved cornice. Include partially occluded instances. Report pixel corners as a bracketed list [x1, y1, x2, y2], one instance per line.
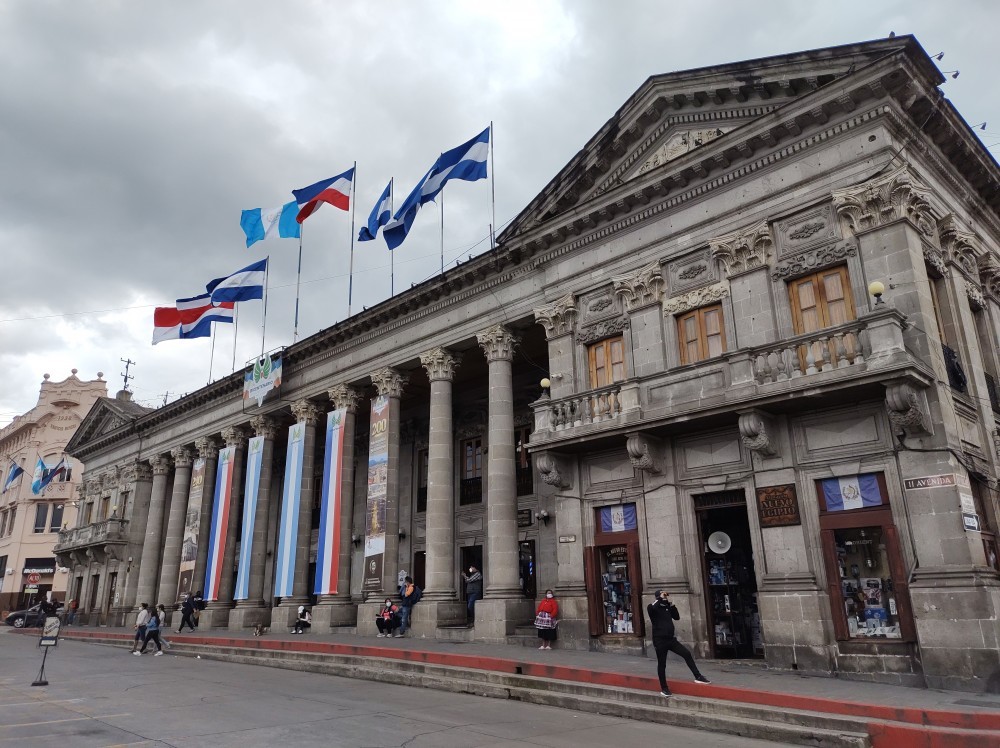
[612, 262, 665, 312]
[533, 294, 578, 339]
[194, 436, 219, 461]
[150, 455, 171, 477]
[937, 214, 981, 279]
[290, 400, 322, 426]
[924, 245, 947, 278]
[419, 347, 462, 382]
[536, 452, 570, 489]
[626, 433, 662, 474]
[738, 410, 779, 457]
[662, 284, 730, 316]
[220, 425, 246, 448]
[476, 324, 519, 362]
[370, 367, 408, 398]
[327, 384, 363, 413]
[709, 220, 773, 277]
[250, 414, 280, 439]
[978, 256, 1000, 299]
[770, 240, 858, 281]
[885, 381, 931, 436]
[832, 166, 935, 237]
[576, 317, 629, 345]
[169, 447, 193, 469]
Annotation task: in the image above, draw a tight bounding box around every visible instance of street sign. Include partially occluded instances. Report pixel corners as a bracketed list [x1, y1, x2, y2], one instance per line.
[40, 616, 61, 647]
[27, 573, 41, 584]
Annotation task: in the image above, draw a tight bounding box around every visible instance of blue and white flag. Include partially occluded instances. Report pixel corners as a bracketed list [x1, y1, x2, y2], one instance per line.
[383, 126, 490, 250]
[2, 460, 24, 493]
[30, 458, 46, 494]
[207, 258, 268, 304]
[821, 474, 883, 512]
[240, 201, 301, 248]
[358, 180, 393, 242]
[234, 436, 265, 600]
[274, 422, 305, 597]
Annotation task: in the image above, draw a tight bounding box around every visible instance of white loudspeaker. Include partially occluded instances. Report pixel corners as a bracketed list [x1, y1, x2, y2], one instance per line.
[707, 531, 732, 555]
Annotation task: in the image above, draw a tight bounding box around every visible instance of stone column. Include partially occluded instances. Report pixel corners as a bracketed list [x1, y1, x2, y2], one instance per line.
[134, 455, 171, 610]
[202, 425, 246, 629]
[272, 401, 321, 629]
[475, 324, 533, 640]
[230, 416, 278, 630]
[156, 446, 194, 621]
[191, 436, 219, 600]
[313, 384, 363, 630]
[121, 462, 153, 615]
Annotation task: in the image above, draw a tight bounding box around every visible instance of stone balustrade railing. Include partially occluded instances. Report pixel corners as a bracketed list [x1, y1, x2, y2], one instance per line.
[751, 320, 867, 383]
[53, 518, 129, 553]
[549, 384, 623, 431]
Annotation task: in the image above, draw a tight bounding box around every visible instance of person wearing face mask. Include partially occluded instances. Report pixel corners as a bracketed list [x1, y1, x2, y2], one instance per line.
[534, 590, 559, 649]
[462, 566, 483, 626]
[376, 598, 400, 637]
[646, 590, 711, 696]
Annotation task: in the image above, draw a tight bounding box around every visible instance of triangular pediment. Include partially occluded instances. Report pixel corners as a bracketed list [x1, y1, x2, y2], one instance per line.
[65, 396, 154, 454]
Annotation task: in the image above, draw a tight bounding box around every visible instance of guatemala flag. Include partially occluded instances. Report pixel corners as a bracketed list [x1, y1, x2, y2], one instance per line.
[2, 460, 24, 493]
[208, 258, 268, 304]
[240, 201, 301, 248]
[358, 180, 393, 242]
[36, 458, 66, 493]
[383, 126, 490, 250]
[821, 474, 883, 512]
[31, 458, 47, 495]
[293, 166, 354, 223]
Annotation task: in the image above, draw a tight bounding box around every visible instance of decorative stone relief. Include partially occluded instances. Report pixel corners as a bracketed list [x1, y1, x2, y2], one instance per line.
[738, 410, 779, 457]
[291, 399, 322, 425]
[678, 264, 707, 280]
[770, 240, 858, 280]
[420, 347, 462, 381]
[250, 414, 280, 438]
[589, 297, 613, 313]
[536, 452, 570, 489]
[169, 446, 193, 469]
[195, 436, 219, 461]
[832, 166, 935, 237]
[612, 262, 665, 312]
[774, 203, 840, 257]
[885, 381, 931, 436]
[150, 455, 171, 476]
[967, 284, 986, 311]
[579, 287, 621, 324]
[633, 127, 731, 178]
[709, 220, 773, 277]
[667, 248, 719, 294]
[626, 433, 662, 474]
[576, 316, 630, 345]
[370, 367, 408, 397]
[327, 383, 363, 413]
[937, 214, 981, 279]
[994, 427, 1000, 463]
[662, 283, 730, 316]
[533, 294, 578, 339]
[476, 324, 519, 362]
[978, 256, 1000, 299]
[924, 245, 947, 278]
[221, 425, 246, 448]
[133, 462, 153, 484]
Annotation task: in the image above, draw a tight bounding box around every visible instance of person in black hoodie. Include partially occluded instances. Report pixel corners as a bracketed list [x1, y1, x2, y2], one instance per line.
[646, 590, 711, 696]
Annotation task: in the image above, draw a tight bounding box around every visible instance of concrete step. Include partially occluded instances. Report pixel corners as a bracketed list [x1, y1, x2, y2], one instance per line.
[435, 625, 474, 642]
[506, 634, 541, 648]
[329, 625, 357, 635]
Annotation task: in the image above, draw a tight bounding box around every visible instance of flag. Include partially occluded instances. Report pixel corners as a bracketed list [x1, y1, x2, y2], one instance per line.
[383, 126, 490, 250]
[30, 458, 46, 494]
[152, 294, 236, 345]
[358, 180, 392, 242]
[292, 166, 354, 223]
[2, 460, 23, 493]
[36, 457, 66, 493]
[207, 258, 268, 304]
[241, 201, 301, 248]
[821, 474, 883, 512]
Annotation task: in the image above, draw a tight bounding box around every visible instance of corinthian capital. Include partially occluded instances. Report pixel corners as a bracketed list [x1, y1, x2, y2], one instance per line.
[477, 324, 519, 362]
[613, 262, 665, 312]
[937, 214, 981, 278]
[250, 414, 280, 439]
[832, 166, 934, 237]
[709, 220, 773, 277]
[420, 347, 462, 381]
[195, 436, 219, 461]
[327, 384, 363, 413]
[370, 367, 408, 398]
[220, 425, 246, 448]
[290, 400, 322, 426]
[150, 455, 171, 476]
[169, 446, 193, 469]
[978, 255, 1000, 299]
[533, 294, 578, 338]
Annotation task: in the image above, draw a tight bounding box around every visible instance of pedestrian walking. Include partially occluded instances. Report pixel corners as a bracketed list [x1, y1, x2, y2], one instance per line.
[157, 605, 173, 648]
[292, 605, 311, 634]
[534, 589, 559, 650]
[135, 606, 164, 656]
[462, 566, 483, 626]
[192, 590, 205, 627]
[177, 595, 197, 632]
[397, 576, 422, 637]
[646, 590, 711, 696]
[376, 598, 400, 637]
[131, 603, 150, 653]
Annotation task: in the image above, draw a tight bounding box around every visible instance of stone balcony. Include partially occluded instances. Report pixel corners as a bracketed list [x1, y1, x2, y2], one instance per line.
[530, 307, 928, 448]
[53, 518, 129, 563]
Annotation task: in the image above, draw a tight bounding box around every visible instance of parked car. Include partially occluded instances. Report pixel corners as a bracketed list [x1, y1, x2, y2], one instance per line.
[4, 601, 64, 628]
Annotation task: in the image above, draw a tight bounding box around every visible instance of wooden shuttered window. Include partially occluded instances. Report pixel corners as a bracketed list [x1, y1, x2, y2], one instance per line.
[588, 336, 626, 389]
[677, 304, 726, 364]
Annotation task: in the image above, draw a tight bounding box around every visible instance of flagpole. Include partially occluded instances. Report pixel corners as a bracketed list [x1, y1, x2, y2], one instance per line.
[389, 178, 395, 297]
[440, 189, 445, 274]
[231, 304, 239, 374]
[293, 225, 304, 342]
[489, 121, 497, 249]
[261, 256, 270, 357]
[347, 161, 357, 318]
[208, 323, 216, 385]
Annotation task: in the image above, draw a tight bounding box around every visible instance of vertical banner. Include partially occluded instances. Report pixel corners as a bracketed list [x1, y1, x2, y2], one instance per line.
[274, 422, 305, 597]
[315, 409, 346, 595]
[177, 457, 206, 598]
[203, 447, 236, 602]
[234, 436, 265, 600]
[363, 395, 390, 591]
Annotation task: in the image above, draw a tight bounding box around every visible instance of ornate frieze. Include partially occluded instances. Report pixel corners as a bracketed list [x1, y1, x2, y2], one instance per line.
[770, 240, 858, 281]
[291, 400, 322, 426]
[885, 382, 931, 436]
[195, 436, 219, 461]
[370, 367, 408, 398]
[476, 324, 519, 362]
[533, 294, 578, 339]
[832, 166, 935, 237]
[576, 317, 629, 345]
[709, 220, 773, 277]
[978, 256, 1000, 299]
[937, 214, 981, 279]
[738, 410, 779, 457]
[327, 383, 364, 413]
[536, 452, 570, 489]
[250, 414, 280, 438]
[612, 262, 665, 312]
[662, 283, 730, 316]
[419, 347, 462, 381]
[221, 425, 246, 448]
[169, 447, 193, 469]
[774, 203, 840, 258]
[667, 248, 719, 295]
[633, 127, 732, 178]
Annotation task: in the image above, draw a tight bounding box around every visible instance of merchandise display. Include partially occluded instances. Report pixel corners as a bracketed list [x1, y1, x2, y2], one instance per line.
[836, 526, 902, 639]
[600, 546, 635, 634]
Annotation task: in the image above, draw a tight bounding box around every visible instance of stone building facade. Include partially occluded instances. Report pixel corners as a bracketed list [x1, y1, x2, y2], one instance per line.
[62, 37, 1000, 692]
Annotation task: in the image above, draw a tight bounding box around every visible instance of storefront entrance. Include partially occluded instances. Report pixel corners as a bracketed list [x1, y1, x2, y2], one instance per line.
[584, 503, 644, 637]
[518, 541, 536, 599]
[695, 491, 762, 659]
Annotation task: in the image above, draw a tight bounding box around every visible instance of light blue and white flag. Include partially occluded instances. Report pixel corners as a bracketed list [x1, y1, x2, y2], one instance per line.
[240, 201, 301, 248]
[821, 474, 883, 512]
[274, 422, 305, 597]
[207, 258, 268, 304]
[358, 180, 393, 242]
[234, 436, 265, 600]
[2, 460, 24, 494]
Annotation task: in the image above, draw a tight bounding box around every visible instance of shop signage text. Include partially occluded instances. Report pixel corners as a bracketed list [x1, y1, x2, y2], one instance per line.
[903, 473, 970, 491]
[755, 484, 801, 528]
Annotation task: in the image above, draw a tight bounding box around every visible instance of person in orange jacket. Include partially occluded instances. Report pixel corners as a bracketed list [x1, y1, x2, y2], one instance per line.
[535, 589, 559, 650]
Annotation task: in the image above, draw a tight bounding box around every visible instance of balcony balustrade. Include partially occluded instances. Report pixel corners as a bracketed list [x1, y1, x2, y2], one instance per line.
[752, 320, 866, 383]
[550, 384, 623, 431]
[53, 518, 129, 554]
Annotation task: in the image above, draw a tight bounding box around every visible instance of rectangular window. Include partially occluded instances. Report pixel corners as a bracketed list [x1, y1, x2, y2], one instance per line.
[99, 496, 110, 521]
[6, 507, 14, 536]
[416, 449, 428, 514]
[460, 437, 483, 506]
[835, 526, 904, 640]
[33, 503, 49, 533]
[82, 502, 93, 526]
[49, 504, 64, 532]
[677, 304, 726, 364]
[588, 336, 627, 389]
[789, 265, 856, 334]
[0, 510, 7, 536]
[515, 426, 533, 497]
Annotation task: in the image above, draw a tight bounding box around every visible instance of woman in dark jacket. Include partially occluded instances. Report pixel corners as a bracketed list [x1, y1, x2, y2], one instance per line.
[376, 598, 400, 637]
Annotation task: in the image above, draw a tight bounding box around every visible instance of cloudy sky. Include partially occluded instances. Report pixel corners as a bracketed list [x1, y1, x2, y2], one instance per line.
[1, 1, 997, 424]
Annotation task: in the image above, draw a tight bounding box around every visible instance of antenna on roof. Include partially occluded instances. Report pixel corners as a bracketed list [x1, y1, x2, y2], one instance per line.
[120, 358, 136, 392]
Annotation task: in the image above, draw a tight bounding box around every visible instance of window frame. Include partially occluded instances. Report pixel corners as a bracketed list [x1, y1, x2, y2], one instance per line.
[788, 265, 857, 335]
[33, 503, 49, 534]
[587, 335, 627, 389]
[49, 503, 64, 532]
[676, 303, 727, 365]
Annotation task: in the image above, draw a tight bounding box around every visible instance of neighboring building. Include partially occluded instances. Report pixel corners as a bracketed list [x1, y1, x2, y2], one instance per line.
[63, 37, 1000, 692]
[0, 370, 107, 614]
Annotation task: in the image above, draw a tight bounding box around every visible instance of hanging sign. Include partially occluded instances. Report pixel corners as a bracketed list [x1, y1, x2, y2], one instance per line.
[274, 423, 305, 597]
[315, 409, 347, 595]
[363, 396, 390, 592]
[234, 437, 265, 600]
[203, 446, 236, 602]
[177, 458, 206, 599]
[755, 484, 802, 527]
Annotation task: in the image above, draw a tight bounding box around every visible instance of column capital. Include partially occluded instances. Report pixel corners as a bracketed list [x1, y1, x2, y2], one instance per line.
[420, 347, 462, 381]
[370, 367, 408, 398]
[291, 399, 322, 425]
[979, 255, 1000, 300]
[327, 383, 364, 413]
[132, 461, 154, 484]
[169, 446, 193, 469]
[150, 455, 172, 476]
[220, 425, 246, 448]
[533, 294, 577, 338]
[477, 324, 519, 362]
[613, 262, 664, 312]
[709, 219, 773, 277]
[832, 165, 935, 237]
[194, 436, 219, 461]
[250, 414, 280, 439]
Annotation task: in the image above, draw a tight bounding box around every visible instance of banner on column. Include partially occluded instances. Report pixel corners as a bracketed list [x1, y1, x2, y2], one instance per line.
[234, 436, 265, 600]
[274, 422, 305, 597]
[204, 447, 236, 602]
[363, 395, 390, 592]
[315, 409, 346, 595]
[177, 457, 206, 599]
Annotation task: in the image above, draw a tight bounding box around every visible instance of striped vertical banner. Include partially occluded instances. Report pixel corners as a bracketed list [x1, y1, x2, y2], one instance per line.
[234, 436, 265, 600]
[315, 409, 346, 595]
[274, 422, 305, 597]
[203, 446, 236, 602]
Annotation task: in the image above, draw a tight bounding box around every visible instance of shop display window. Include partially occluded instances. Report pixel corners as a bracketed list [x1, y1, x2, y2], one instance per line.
[600, 545, 635, 634]
[835, 526, 902, 640]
